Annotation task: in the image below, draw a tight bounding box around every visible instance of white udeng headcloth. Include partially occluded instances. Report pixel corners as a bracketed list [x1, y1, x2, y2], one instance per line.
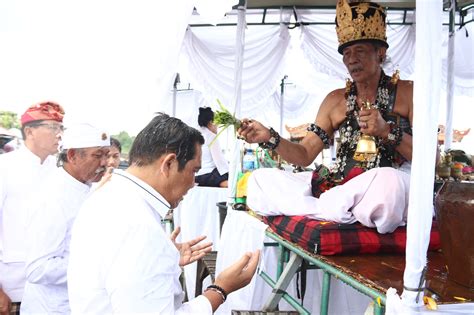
[60, 122, 110, 150]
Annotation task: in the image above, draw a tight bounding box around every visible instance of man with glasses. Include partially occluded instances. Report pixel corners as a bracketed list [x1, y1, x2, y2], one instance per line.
[0, 102, 64, 315]
[21, 121, 110, 314]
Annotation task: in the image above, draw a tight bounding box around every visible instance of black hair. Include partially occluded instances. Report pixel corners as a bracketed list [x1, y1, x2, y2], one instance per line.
[129, 113, 204, 171]
[198, 107, 214, 127]
[110, 137, 122, 153]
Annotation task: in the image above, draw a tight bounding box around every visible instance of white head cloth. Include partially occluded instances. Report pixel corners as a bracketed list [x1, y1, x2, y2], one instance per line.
[60, 122, 110, 150]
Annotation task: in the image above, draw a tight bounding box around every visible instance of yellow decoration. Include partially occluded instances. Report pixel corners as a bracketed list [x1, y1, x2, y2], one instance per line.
[423, 296, 438, 310]
[391, 69, 400, 85]
[236, 172, 252, 198]
[336, 0, 388, 53]
[345, 78, 352, 97]
[353, 100, 378, 162]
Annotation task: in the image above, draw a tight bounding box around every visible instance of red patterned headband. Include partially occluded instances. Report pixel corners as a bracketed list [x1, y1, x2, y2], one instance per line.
[20, 102, 65, 126]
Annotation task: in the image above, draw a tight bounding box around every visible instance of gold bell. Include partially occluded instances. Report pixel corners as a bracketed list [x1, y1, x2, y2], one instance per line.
[353, 100, 378, 162]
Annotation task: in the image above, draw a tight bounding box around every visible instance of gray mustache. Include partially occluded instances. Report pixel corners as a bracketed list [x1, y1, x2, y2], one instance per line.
[95, 167, 106, 174]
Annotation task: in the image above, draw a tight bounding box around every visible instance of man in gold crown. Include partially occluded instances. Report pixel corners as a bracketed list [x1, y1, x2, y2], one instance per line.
[237, 0, 414, 233]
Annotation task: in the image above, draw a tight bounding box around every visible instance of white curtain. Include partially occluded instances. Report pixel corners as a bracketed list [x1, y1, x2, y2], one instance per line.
[180, 10, 472, 134]
[296, 9, 473, 96]
[297, 11, 416, 80]
[441, 23, 474, 97]
[401, 0, 443, 310]
[182, 24, 291, 115]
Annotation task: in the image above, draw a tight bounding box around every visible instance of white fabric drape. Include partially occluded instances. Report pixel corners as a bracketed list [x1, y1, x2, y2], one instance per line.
[180, 10, 472, 137]
[399, 0, 443, 311]
[297, 10, 416, 81]
[296, 9, 473, 96]
[441, 23, 474, 97]
[182, 24, 291, 115]
[173, 186, 227, 298]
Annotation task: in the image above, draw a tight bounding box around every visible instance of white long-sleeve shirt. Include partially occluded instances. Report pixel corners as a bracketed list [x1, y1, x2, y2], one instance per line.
[21, 167, 91, 314]
[68, 170, 212, 314]
[197, 127, 229, 176]
[0, 147, 57, 302]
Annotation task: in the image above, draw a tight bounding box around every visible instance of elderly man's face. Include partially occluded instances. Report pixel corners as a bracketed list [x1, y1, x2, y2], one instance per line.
[74, 147, 109, 184]
[342, 43, 383, 82]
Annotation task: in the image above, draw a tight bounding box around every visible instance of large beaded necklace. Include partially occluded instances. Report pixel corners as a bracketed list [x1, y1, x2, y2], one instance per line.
[332, 70, 399, 179]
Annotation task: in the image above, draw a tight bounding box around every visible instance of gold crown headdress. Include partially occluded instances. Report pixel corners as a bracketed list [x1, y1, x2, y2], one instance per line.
[335, 0, 388, 54]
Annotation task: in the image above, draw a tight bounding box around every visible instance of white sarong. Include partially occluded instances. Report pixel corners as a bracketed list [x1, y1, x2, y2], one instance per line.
[247, 167, 410, 234]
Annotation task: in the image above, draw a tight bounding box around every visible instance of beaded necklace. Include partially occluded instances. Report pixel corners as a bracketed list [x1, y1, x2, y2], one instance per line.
[332, 70, 399, 179]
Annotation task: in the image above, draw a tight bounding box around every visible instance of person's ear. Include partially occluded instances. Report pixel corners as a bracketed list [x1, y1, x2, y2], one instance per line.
[67, 149, 76, 162]
[24, 126, 34, 138]
[378, 47, 387, 63]
[160, 153, 177, 176]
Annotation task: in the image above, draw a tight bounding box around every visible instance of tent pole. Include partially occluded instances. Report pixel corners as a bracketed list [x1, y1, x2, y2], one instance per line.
[280, 75, 287, 135]
[444, 0, 455, 151]
[172, 73, 180, 117]
[227, 1, 247, 208]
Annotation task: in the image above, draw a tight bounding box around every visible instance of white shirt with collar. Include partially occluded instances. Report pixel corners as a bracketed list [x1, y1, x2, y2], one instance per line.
[68, 170, 212, 314]
[21, 167, 91, 314]
[197, 127, 229, 176]
[0, 146, 57, 302]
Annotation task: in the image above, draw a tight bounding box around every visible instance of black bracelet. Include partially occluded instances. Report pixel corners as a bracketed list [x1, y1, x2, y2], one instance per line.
[307, 123, 331, 148]
[382, 121, 403, 147]
[258, 127, 281, 150]
[205, 284, 227, 302]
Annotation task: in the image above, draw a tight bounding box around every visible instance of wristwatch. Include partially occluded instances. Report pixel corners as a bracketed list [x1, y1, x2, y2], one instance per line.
[259, 127, 281, 150]
[268, 134, 278, 146]
[383, 121, 402, 146]
[387, 131, 397, 142]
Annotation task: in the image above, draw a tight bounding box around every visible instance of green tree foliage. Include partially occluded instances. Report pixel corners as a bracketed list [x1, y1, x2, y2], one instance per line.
[112, 131, 135, 156]
[0, 111, 21, 129]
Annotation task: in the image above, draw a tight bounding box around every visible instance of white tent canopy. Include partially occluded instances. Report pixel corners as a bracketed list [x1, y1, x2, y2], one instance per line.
[179, 5, 473, 115]
[174, 1, 474, 313]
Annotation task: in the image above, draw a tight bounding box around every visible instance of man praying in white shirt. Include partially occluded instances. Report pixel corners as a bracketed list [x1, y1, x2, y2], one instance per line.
[68, 113, 260, 314]
[20, 121, 110, 314]
[0, 102, 64, 315]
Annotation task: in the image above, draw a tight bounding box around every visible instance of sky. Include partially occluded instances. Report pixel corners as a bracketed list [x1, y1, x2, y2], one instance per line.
[0, 0, 190, 136]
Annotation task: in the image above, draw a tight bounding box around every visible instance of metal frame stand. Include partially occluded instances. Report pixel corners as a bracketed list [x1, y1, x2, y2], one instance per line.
[260, 230, 386, 315]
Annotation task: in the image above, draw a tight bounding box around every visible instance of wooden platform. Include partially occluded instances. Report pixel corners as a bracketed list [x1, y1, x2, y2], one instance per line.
[266, 229, 474, 307]
[321, 251, 474, 304]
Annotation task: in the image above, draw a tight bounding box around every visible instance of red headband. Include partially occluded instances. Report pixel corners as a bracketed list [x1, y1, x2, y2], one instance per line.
[20, 102, 65, 126]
